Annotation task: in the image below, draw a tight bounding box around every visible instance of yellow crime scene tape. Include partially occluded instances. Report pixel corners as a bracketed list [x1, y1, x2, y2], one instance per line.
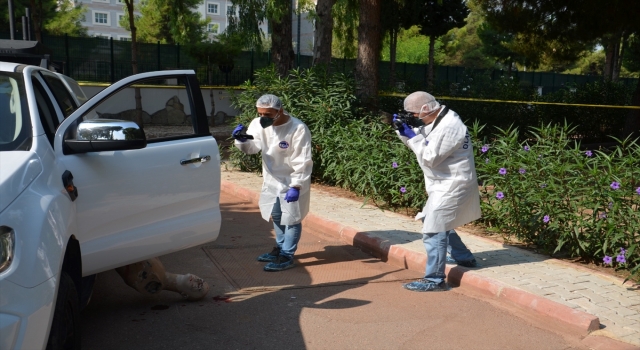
[379, 92, 640, 110]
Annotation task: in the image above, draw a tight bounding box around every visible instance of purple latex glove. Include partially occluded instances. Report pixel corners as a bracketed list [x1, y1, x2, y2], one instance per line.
[232, 124, 248, 142]
[284, 187, 300, 203]
[398, 123, 416, 139]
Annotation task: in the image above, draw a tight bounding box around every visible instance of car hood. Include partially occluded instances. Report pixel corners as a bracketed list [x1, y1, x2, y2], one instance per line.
[0, 151, 42, 213]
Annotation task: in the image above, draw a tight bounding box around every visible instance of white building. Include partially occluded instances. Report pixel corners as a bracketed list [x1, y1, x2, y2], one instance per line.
[74, 0, 314, 55]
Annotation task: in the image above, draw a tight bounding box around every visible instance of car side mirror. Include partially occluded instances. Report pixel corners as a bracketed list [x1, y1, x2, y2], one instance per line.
[64, 119, 147, 154]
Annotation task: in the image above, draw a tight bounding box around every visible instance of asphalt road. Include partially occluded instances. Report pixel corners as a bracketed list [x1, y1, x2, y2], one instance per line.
[80, 192, 592, 349]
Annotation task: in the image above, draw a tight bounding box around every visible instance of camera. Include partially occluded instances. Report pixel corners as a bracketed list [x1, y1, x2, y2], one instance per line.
[392, 112, 424, 130]
[232, 125, 254, 140]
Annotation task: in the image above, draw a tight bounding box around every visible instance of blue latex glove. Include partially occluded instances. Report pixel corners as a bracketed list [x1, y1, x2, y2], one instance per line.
[232, 124, 248, 142]
[284, 187, 300, 203]
[398, 123, 416, 139]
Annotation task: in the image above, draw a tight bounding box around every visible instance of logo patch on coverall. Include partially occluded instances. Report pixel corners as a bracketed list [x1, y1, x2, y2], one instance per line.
[279, 141, 290, 149]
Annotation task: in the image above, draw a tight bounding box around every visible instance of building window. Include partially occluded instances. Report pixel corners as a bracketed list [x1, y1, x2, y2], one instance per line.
[117, 14, 125, 27]
[93, 11, 110, 26]
[207, 2, 220, 14]
[92, 0, 110, 3]
[226, 5, 236, 16]
[207, 23, 220, 34]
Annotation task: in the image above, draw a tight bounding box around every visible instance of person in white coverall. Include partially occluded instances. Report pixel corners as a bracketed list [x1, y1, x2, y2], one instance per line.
[232, 94, 313, 272]
[395, 91, 481, 292]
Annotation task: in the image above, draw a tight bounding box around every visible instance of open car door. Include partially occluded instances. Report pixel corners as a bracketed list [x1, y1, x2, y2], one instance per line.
[53, 70, 221, 275]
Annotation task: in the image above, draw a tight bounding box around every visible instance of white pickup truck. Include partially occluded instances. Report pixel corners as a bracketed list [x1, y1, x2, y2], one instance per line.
[0, 62, 222, 349]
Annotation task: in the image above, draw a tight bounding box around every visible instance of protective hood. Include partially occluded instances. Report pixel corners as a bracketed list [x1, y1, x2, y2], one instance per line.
[0, 151, 42, 213]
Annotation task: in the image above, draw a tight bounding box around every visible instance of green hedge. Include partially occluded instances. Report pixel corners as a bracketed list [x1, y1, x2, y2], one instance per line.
[227, 66, 639, 282]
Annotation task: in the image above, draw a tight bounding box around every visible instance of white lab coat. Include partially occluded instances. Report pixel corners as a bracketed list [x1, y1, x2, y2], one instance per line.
[400, 107, 481, 233]
[235, 115, 313, 225]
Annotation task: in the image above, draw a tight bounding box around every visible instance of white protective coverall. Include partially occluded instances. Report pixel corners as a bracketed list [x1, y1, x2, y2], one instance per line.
[235, 115, 313, 225]
[401, 106, 482, 233]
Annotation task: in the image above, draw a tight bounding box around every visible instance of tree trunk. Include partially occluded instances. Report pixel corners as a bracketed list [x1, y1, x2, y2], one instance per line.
[355, 0, 381, 109]
[271, 1, 294, 78]
[29, 0, 42, 43]
[313, 0, 337, 66]
[603, 32, 623, 82]
[622, 77, 640, 139]
[614, 33, 629, 82]
[125, 0, 143, 128]
[389, 27, 398, 91]
[427, 34, 435, 91]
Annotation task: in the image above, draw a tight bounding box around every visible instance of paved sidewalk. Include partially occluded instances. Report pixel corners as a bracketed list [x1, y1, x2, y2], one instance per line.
[221, 167, 640, 348]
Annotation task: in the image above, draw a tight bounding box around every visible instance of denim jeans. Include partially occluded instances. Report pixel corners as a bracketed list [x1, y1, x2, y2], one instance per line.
[422, 229, 475, 283]
[271, 198, 302, 258]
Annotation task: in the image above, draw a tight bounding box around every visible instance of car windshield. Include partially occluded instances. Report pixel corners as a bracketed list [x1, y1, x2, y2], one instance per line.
[0, 72, 31, 151]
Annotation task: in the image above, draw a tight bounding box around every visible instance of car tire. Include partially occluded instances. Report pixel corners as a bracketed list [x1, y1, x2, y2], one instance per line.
[46, 272, 81, 350]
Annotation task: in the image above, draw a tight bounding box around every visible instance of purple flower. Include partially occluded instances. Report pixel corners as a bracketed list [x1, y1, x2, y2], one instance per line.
[543, 215, 550, 223]
[523, 145, 530, 151]
[481, 145, 489, 153]
[620, 247, 626, 255]
[585, 150, 593, 157]
[400, 186, 406, 193]
[636, 187, 640, 195]
[603, 256, 612, 265]
[608, 202, 613, 210]
[616, 255, 626, 264]
[496, 192, 505, 200]
[392, 162, 398, 168]
[519, 168, 526, 174]
[599, 212, 607, 219]
[499, 168, 507, 175]
[610, 182, 620, 190]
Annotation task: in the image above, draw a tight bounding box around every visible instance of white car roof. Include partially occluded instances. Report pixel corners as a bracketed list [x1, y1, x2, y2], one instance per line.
[0, 61, 21, 72]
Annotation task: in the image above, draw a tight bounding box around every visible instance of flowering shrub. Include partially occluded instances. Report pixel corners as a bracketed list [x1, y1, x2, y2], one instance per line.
[228, 66, 639, 282]
[474, 122, 640, 282]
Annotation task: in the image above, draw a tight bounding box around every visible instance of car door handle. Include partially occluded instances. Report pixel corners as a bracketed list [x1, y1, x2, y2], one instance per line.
[180, 155, 211, 166]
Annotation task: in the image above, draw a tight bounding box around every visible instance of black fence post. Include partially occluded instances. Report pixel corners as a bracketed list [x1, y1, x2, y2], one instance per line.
[250, 49, 254, 83]
[65, 34, 70, 76]
[157, 41, 161, 70]
[110, 37, 115, 83]
[176, 43, 180, 68]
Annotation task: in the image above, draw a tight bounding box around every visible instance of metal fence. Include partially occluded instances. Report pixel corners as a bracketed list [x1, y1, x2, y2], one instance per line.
[3, 33, 637, 93]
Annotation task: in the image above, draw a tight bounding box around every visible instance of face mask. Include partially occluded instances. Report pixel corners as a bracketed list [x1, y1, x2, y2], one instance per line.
[259, 111, 281, 128]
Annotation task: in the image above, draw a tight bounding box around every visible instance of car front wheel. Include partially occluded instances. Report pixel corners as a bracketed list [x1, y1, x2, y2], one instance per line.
[46, 272, 81, 350]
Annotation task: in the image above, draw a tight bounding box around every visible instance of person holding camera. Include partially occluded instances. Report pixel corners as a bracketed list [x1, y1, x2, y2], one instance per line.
[395, 91, 481, 292]
[232, 94, 313, 272]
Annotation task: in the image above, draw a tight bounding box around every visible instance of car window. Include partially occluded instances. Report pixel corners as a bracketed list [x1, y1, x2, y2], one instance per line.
[39, 71, 77, 118]
[81, 76, 196, 141]
[32, 76, 59, 145]
[58, 73, 88, 105]
[0, 72, 31, 151]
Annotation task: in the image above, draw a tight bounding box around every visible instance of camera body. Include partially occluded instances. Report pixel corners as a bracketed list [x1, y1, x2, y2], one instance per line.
[392, 112, 424, 130]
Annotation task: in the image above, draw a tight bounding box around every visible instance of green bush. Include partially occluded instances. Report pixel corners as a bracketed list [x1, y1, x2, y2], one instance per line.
[227, 66, 640, 282]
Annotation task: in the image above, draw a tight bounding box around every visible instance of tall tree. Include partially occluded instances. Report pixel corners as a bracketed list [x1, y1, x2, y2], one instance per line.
[229, 0, 294, 77]
[43, 0, 87, 37]
[331, 0, 358, 60]
[380, 0, 412, 90]
[123, 0, 143, 128]
[270, 0, 294, 76]
[477, 0, 640, 136]
[122, 0, 207, 45]
[355, 0, 381, 107]
[312, 0, 337, 66]
[408, 0, 469, 90]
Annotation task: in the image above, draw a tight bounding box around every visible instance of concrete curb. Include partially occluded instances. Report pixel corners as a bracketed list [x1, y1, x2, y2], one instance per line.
[221, 180, 600, 334]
